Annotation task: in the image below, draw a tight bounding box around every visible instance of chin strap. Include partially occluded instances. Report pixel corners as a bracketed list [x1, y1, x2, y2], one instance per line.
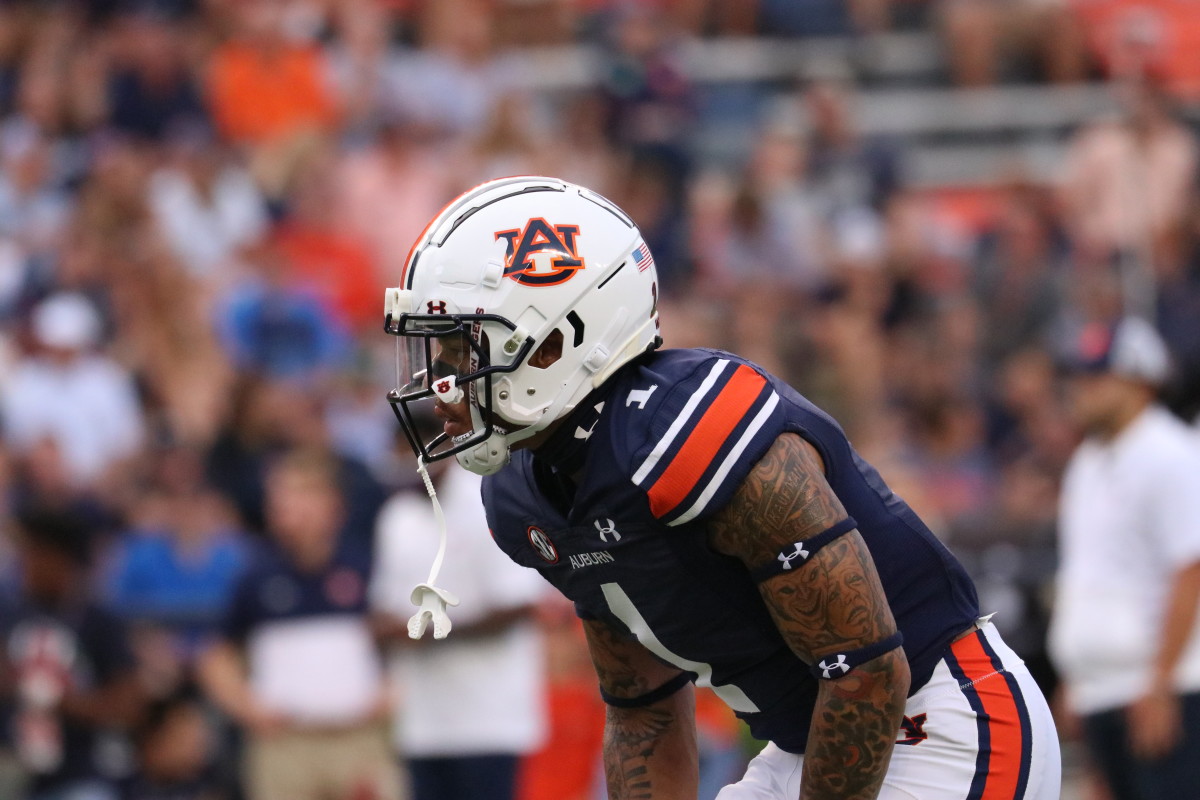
[408, 458, 460, 640]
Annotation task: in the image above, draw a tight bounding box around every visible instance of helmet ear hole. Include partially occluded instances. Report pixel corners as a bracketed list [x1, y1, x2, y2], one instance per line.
[529, 329, 564, 370]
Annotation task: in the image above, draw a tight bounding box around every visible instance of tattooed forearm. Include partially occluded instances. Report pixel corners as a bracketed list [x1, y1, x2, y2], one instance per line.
[584, 620, 699, 799]
[710, 433, 909, 799]
[803, 649, 910, 799]
[603, 704, 679, 799]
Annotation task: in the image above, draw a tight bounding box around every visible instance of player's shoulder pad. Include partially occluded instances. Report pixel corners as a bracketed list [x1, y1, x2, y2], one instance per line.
[610, 348, 786, 527]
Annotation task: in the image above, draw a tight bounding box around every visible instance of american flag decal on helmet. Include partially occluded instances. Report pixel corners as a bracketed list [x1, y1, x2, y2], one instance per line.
[633, 243, 655, 273]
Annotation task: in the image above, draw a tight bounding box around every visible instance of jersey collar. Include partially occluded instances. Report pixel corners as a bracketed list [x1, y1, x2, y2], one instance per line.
[533, 384, 615, 479]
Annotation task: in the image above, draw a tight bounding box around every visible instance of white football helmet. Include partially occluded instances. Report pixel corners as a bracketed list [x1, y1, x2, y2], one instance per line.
[384, 176, 662, 475]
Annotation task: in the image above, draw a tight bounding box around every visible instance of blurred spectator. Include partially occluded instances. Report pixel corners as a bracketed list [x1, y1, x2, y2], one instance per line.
[939, 0, 1090, 86]
[273, 151, 379, 333]
[0, 509, 144, 800]
[1, 293, 145, 495]
[371, 447, 546, 800]
[599, 6, 696, 198]
[72, 138, 154, 255]
[464, 92, 547, 185]
[1158, 220, 1200, 420]
[803, 79, 902, 217]
[325, 0, 403, 137]
[612, 155, 692, 291]
[203, 376, 386, 542]
[206, 0, 335, 147]
[901, 394, 998, 532]
[388, 0, 507, 142]
[985, 347, 1076, 470]
[105, 10, 207, 142]
[1059, 73, 1198, 295]
[104, 446, 248, 678]
[1049, 317, 1200, 799]
[969, 182, 1068, 368]
[693, 121, 826, 378]
[145, 125, 268, 283]
[120, 686, 228, 800]
[197, 448, 402, 800]
[206, 0, 336, 201]
[331, 109, 454, 285]
[0, 123, 72, 267]
[107, 232, 236, 449]
[1072, 0, 1200, 99]
[215, 244, 351, 382]
[537, 93, 624, 200]
[757, 0, 855, 37]
[321, 354, 400, 483]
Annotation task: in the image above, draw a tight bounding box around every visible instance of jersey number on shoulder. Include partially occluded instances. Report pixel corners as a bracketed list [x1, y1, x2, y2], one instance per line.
[601, 582, 760, 713]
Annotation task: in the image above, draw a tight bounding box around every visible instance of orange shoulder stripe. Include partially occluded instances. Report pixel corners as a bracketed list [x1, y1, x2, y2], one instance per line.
[646, 365, 767, 519]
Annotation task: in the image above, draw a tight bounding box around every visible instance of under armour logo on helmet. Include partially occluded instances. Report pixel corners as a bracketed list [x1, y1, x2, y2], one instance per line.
[427, 300, 447, 314]
[777, 542, 810, 569]
[818, 655, 850, 679]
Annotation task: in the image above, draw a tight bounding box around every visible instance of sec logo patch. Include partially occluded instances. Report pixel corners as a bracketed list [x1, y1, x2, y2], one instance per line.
[527, 525, 559, 563]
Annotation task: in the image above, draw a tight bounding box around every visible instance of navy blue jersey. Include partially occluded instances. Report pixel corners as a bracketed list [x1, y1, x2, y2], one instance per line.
[484, 348, 979, 753]
[220, 539, 371, 644]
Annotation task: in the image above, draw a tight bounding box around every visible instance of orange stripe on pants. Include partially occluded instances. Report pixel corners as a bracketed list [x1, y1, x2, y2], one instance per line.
[951, 632, 1027, 800]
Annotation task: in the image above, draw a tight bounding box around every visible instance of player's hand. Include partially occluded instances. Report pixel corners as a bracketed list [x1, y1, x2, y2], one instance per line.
[1127, 683, 1182, 759]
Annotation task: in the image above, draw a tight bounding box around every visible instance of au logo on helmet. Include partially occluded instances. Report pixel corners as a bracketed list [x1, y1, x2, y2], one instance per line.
[495, 218, 586, 286]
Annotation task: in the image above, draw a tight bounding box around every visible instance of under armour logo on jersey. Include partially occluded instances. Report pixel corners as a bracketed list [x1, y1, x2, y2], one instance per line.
[626, 384, 658, 410]
[817, 655, 850, 679]
[495, 220, 585, 287]
[594, 519, 620, 542]
[777, 542, 810, 569]
[574, 401, 605, 440]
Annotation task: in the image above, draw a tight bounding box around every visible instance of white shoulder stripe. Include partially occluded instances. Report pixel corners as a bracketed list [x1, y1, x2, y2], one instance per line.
[631, 359, 730, 485]
[667, 391, 781, 527]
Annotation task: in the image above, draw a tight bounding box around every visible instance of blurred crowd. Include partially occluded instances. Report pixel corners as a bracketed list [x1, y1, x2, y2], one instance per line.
[0, 0, 1198, 799]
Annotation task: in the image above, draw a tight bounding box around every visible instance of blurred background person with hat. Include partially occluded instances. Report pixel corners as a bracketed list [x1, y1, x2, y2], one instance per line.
[1049, 315, 1200, 800]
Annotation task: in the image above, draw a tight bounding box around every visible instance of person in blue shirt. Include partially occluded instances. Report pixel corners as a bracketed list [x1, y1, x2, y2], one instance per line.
[106, 446, 249, 661]
[383, 177, 1062, 800]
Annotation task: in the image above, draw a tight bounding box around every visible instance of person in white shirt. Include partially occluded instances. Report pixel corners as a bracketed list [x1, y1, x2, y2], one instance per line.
[198, 448, 403, 800]
[2, 293, 144, 491]
[1049, 316, 1200, 800]
[371, 439, 547, 800]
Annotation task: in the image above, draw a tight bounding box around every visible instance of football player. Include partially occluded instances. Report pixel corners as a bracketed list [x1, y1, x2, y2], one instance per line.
[383, 177, 1061, 799]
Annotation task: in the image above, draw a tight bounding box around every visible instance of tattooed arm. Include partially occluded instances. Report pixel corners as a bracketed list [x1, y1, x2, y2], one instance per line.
[583, 618, 699, 800]
[709, 433, 910, 800]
